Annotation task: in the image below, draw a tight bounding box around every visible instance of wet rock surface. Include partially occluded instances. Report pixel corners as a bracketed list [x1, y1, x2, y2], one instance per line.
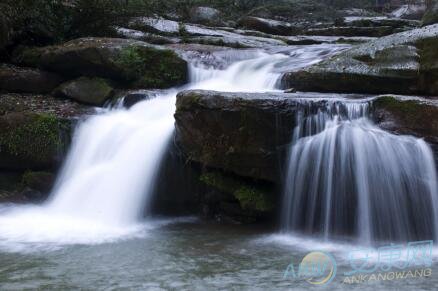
[372, 95, 438, 144]
[282, 24, 438, 95]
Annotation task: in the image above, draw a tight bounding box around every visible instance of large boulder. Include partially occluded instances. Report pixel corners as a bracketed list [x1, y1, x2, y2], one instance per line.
[423, 1, 438, 26]
[0, 93, 90, 170]
[13, 37, 188, 89]
[0, 64, 63, 94]
[54, 77, 113, 106]
[282, 24, 438, 95]
[175, 90, 319, 182]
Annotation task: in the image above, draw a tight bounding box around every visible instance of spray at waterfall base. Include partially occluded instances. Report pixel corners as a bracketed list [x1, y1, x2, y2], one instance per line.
[283, 240, 434, 285]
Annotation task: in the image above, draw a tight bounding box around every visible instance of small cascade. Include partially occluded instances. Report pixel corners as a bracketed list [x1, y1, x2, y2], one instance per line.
[281, 100, 438, 244]
[0, 46, 299, 246]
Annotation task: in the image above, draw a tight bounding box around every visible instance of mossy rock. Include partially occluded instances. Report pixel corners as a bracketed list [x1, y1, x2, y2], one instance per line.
[54, 77, 113, 106]
[13, 37, 188, 89]
[0, 112, 69, 170]
[115, 45, 187, 89]
[199, 171, 274, 213]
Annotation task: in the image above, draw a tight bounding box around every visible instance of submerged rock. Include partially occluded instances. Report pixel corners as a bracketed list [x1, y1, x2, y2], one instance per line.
[13, 37, 188, 89]
[54, 77, 113, 106]
[282, 24, 438, 95]
[0, 64, 63, 94]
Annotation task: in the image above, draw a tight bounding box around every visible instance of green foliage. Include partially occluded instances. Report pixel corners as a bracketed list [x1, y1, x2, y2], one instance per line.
[199, 172, 273, 212]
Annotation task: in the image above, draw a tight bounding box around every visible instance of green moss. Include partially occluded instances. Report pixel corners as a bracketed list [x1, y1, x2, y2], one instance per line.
[199, 171, 273, 212]
[116, 45, 187, 89]
[0, 113, 66, 162]
[234, 186, 273, 212]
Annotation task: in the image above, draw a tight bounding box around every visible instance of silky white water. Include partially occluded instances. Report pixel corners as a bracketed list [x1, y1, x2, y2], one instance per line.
[281, 100, 438, 244]
[0, 47, 303, 248]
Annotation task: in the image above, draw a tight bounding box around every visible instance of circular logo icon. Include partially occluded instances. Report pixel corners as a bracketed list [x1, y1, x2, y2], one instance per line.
[299, 251, 337, 285]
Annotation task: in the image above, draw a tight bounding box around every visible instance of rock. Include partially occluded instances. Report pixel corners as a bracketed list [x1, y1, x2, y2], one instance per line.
[128, 17, 180, 36]
[282, 24, 438, 95]
[0, 64, 63, 94]
[304, 26, 398, 37]
[372, 95, 438, 144]
[54, 77, 113, 106]
[115, 27, 181, 45]
[390, 4, 426, 20]
[190, 7, 223, 26]
[423, 1, 438, 26]
[199, 171, 274, 216]
[0, 93, 90, 170]
[13, 37, 188, 89]
[175, 90, 323, 182]
[237, 16, 301, 36]
[343, 17, 420, 30]
[0, 112, 69, 170]
[304, 17, 419, 37]
[284, 88, 296, 93]
[21, 171, 55, 193]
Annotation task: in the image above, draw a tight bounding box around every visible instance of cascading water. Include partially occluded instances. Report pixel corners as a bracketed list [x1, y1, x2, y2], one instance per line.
[0, 46, 307, 248]
[281, 100, 438, 244]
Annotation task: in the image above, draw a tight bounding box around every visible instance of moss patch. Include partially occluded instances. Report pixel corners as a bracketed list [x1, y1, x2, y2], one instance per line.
[116, 45, 187, 89]
[0, 113, 67, 163]
[200, 172, 273, 212]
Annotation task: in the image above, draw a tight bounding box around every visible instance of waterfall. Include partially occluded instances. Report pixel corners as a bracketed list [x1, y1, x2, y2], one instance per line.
[0, 48, 292, 247]
[281, 100, 438, 244]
